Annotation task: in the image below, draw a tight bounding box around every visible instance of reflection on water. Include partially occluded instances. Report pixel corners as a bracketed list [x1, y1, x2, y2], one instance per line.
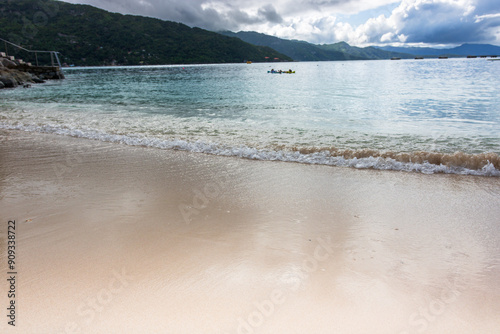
[1, 59, 499, 175]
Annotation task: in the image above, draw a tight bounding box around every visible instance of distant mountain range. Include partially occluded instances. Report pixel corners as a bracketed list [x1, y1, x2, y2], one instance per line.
[219, 31, 500, 60]
[219, 31, 413, 61]
[0, 0, 291, 66]
[378, 44, 500, 57]
[2, 0, 498, 66]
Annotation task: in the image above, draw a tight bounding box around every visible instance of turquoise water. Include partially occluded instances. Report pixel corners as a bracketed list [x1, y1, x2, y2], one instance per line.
[1, 59, 499, 175]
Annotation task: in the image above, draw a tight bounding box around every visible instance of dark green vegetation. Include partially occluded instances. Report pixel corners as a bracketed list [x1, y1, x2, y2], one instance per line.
[0, 0, 291, 66]
[220, 31, 500, 60]
[2, 0, 497, 66]
[219, 31, 413, 61]
[316, 41, 413, 60]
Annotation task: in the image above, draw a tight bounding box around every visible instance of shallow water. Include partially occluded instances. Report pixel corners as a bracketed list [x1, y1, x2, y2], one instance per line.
[1, 59, 499, 175]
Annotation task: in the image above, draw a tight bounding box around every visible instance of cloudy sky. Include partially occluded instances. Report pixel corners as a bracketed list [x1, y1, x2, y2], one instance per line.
[61, 0, 500, 46]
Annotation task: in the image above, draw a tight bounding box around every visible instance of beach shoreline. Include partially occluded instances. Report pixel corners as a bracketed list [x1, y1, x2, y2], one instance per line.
[1, 129, 500, 333]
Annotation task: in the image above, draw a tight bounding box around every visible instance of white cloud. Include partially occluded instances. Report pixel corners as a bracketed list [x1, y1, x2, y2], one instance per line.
[60, 0, 500, 46]
[475, 12, 500, 22]
[270, 0, 500, 46]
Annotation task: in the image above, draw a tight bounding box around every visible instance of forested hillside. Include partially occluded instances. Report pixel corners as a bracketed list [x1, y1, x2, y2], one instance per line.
[0, 0, 291, 66]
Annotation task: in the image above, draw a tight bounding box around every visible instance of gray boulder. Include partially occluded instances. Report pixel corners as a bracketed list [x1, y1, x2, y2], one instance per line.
[0, 58, 17, 69]
[0, 77, 17, 88]
[0, 81, 5, 89]
[32, 76, 46, 84]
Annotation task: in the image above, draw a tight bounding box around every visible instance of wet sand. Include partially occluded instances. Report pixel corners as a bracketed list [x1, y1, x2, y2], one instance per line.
[1, 130, 500, 334]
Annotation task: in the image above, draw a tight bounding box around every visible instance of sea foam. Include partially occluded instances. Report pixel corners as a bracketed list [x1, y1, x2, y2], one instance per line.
[2, 123, 499, 177]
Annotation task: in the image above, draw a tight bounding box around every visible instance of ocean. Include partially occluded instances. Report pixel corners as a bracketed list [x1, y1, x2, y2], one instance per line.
[1, 58, 499, 176]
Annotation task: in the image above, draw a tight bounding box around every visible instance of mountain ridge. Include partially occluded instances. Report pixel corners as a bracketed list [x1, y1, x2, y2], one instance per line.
[219, 31, 500, 60]
[379, 43, 500, 57]
[219, 31, 368, 61]
[219, 31, 415, 61]
[0, 0, 292, 66]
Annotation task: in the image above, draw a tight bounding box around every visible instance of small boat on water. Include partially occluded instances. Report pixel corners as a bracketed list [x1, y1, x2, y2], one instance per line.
[268, 69, 295, 74]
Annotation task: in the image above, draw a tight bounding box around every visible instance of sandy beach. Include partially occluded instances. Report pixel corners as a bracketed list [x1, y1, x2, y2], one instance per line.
[1, 129, 500, 333]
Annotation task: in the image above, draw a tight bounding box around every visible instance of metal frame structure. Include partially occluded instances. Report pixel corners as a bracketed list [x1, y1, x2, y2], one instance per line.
[1, 37, 62, 68]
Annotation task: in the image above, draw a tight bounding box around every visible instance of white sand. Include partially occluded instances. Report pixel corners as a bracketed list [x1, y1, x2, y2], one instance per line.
[1, 130, 499, 333]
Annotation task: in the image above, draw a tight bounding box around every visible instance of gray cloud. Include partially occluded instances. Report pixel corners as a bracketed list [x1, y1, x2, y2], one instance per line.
[60, 0, 500, 46]
[475, 0, 500, 15]
[393, 0, 500, 44]
[62, 0, 284, 30]
[258, 4, 283, 24]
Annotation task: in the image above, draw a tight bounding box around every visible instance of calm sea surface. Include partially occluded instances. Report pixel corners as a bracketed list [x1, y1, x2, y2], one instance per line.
[1, 59, 499, 175]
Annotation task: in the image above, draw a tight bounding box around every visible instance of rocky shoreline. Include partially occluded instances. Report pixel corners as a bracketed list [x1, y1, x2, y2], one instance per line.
[0, 53, 64, 89]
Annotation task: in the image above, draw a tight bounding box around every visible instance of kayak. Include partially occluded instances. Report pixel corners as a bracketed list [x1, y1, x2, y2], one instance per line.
[267, 71, 295, 74]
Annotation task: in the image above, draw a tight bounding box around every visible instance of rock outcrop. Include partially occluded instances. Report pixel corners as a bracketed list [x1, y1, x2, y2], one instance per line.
[0, 68, 39, 88]
[1, 58, 17, 69]
[0, 53, 64, 89]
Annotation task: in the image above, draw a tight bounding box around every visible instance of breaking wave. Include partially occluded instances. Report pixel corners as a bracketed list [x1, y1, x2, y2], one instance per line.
[2, 123, 499, 177]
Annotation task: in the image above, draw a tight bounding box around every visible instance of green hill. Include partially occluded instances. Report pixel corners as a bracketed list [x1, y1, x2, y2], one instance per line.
[0, 0, 291, 66]
[379, 43, 500, 57]
[219, 31, 413, 61]
[317, 42, 413, 60]
[219, 31, 365, 61]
